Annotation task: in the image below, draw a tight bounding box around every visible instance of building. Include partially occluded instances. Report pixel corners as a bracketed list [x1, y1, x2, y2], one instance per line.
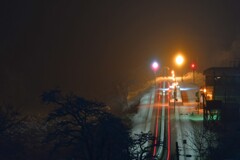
[203, 67, 240, 104]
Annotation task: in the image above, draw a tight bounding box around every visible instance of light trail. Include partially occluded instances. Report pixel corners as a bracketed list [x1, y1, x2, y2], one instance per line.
[155, 81, 167, 159]
[167, 81, 171, 160]
[167, 101, 171, 160]
[153, 81, 171, 159]
[153, 89, 160, 156]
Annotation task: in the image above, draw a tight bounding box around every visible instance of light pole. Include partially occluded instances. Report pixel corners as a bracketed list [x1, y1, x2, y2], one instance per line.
[151, 61, 159, 88]
[203, 88, 206, 107]
[191, 63, 196, 83]
[175, 54, 184, 82]
[171, 70, 178, 111]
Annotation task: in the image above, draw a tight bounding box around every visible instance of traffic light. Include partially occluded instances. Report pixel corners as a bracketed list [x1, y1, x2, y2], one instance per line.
[191, 63, 196, 83]
[191, 63, 196, 70]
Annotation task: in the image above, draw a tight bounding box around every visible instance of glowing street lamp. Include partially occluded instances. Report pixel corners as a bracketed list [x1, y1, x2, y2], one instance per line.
[151, 61, 159, 73]
[175, 54, 184, 82]
[203, 88, 207, 107]
[175, 55, 184, 66]
[151, 61, 159, 87]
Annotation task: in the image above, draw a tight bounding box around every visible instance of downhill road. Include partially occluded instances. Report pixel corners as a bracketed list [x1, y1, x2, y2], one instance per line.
[131, 78, 202, 160]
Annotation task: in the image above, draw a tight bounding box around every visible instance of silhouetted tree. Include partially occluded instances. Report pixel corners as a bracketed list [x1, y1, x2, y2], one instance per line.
[0, 104, 26, 159]
[42, 89, 131, 160]
[130, 131, 159, 160]
[14, 115, 49, 159]
[0, 104, 22, 134]
[184, 126, 218, 160]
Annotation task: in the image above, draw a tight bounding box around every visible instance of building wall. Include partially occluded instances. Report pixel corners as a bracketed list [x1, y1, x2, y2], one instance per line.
[204, 67, 240, 104]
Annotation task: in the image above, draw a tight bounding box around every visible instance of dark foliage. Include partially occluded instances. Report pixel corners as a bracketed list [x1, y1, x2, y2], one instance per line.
[42, 89, 132, 160]
[0, 104, 22, 133]
[130, 131, 160, 160]
[0, 90, 157, 160]
[0, 104, 26, 159]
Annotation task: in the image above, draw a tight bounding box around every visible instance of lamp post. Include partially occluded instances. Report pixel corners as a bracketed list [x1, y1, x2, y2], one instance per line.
[203, 88, 206, 107]
[175, 54, 184, 82]
[171, 70, 178, 111]
[151, 61, 159, 88]
[191, 63, 196, 83]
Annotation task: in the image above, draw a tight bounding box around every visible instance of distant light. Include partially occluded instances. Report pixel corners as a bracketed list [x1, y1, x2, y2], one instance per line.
[176, 55, 184, 65]
[191, 63, 196, 69]
[204, 88, 206, 93]
[151, 61, 159, 72]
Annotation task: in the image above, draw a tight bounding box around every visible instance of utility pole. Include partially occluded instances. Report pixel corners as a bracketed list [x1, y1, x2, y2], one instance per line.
[176, 142, 179, 160]
[174, 85, 177, 112]
[191, 63, 196, 83]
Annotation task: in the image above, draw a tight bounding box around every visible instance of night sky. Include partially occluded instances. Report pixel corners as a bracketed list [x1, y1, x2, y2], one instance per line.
[1, 0, 240, 112]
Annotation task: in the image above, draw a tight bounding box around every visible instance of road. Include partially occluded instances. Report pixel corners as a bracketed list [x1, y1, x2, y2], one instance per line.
[131, 78, 202, 160]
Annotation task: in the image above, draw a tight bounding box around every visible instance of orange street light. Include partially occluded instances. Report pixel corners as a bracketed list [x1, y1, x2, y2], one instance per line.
[175, 54, 184, 82]
[175, 54, 184, 66]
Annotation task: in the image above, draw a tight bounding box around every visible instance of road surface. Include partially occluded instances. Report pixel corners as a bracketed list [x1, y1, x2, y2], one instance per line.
[131, 78, 202, 160]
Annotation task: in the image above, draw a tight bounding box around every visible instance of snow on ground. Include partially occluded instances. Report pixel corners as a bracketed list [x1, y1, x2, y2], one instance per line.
[131, 88, 155, 134]
[128, 76, 205, 159]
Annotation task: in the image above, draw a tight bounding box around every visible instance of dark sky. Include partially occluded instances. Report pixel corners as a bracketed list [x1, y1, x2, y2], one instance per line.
[1, 0, 240, 112]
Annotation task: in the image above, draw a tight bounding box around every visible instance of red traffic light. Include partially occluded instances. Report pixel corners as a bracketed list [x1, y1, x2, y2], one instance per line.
[191, 63, 196, 70]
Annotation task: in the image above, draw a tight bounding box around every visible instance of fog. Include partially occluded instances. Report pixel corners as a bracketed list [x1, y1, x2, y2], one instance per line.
[0, 0, 240, 112]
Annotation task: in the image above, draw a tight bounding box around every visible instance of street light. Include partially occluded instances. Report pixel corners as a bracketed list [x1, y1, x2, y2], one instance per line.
[203, 88, 206, 107]
[152, 61, 159, 73]
[151, 61, 159, 87]
[175, 54, 184, 82]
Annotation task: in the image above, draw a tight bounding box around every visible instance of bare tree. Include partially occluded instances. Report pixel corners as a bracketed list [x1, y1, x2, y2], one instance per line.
[0, 104, 23, 134]
[184, 126, 218, 160]
[130, 131, 160, 160]
[0, 104, 26, 159]
[42, 89, 131, 160]
[15, 115, 49, 159]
